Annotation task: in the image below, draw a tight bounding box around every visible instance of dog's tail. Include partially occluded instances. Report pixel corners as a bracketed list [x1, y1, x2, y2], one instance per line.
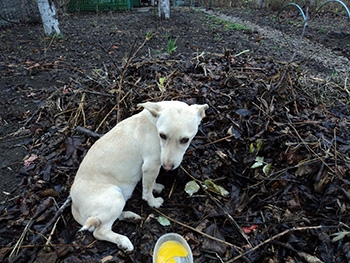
[80, 217, 101, 232]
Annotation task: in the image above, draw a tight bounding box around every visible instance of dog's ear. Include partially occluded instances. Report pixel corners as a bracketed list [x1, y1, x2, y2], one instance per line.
[192, 104, 209, 119]
[138, 102, 161, 118]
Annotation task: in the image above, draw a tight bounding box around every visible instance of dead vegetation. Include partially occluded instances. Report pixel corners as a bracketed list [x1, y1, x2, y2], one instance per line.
[1, 36, 349, 262]
[0, 7, 350, 263]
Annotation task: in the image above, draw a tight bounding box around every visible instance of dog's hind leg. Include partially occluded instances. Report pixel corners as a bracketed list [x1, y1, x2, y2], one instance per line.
[92, 202, 135, 252]
[80, 217, 100, 232]
[119, 211, 141, 222]
[93, 221, 134, 252]
[79, 185, 135, 252]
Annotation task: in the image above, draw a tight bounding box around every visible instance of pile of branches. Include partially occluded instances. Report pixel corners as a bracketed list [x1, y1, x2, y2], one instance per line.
[1, 41, 349, 262]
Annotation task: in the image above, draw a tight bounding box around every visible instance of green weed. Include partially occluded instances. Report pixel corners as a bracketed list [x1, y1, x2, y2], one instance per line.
[213, 33, 223, 42]
[273, 45, 280, 52]
[53, 33, 65, 39]
[206, 14, 250, 31]
[331, 70, 339, 77]
[146, 30, 154, 40]
[166, 37, 177, 54]
[225, 21, 249, 31]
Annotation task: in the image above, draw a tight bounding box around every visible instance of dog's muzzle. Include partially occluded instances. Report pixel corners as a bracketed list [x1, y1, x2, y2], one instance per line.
[162, 163, 175, 171]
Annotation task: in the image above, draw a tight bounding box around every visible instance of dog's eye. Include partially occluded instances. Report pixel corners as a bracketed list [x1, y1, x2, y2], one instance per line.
[159, 133, 167, 140]
[180, 138, 189, 144]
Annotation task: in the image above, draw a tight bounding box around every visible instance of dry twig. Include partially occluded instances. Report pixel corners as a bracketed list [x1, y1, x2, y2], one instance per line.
[180, 167, 252, 247]
[152, 208, 243, 253]
[226, 225, 327, 263]
[9, 197, 72, 263]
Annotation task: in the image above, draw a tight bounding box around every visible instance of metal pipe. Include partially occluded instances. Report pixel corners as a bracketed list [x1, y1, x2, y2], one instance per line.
[315, 0, 350, 19]
[276, 3, 307, 22]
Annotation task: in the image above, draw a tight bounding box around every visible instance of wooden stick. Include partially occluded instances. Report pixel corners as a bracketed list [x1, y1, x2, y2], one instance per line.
[152, 208, 243, 253]
[76, 126, 102, 139]
[225, 225, 327, 263]
[9, 197, 71, 263]
[180, 166, 252, 247]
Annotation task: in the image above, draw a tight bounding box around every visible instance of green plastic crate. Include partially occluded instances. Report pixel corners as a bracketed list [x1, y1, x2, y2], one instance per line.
[131, 0, 141, 7]
[68, 0, 131, 12]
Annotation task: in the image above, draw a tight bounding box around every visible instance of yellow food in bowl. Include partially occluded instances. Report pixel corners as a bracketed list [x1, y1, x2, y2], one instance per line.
[156, 240, 188, 263]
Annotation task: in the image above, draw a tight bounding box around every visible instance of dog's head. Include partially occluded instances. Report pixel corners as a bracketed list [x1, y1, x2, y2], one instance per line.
[138, 101, 208, 171]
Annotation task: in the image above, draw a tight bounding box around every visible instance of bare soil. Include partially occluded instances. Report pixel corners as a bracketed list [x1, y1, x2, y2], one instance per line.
[0, 6, 349, 263]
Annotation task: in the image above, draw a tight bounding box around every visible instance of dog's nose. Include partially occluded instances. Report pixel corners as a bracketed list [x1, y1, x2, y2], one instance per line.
[162, 163, 174, 171]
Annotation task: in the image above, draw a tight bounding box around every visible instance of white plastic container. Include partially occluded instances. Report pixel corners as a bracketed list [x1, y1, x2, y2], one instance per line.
[153, 233, 193, 263]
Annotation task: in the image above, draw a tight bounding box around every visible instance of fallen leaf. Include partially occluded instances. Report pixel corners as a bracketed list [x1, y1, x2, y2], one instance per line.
[23, 154, 38, 166]
[157, 216, 171, 226]
[251, 156, 264, 169]
[263, 163, 271, 176]
[202, 224, 226, 255]
[185, 180, 200, 196]
[227, 125, 241, 139]
[331, 231, 350, 242]
[241, 224, 258, 234]
[203, 179, 229, 197]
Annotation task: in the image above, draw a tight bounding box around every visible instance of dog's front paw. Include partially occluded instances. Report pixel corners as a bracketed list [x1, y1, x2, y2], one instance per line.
[118, 236, 134, 253]
[153, 183, 165, 193]
[148, 197, 164, 208]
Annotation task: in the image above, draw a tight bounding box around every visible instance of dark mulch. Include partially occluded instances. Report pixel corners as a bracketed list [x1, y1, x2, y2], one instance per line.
[0, 6, 349, 263]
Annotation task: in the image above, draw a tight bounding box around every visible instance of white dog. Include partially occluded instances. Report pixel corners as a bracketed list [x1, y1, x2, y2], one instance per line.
[70, 101, 208, 252]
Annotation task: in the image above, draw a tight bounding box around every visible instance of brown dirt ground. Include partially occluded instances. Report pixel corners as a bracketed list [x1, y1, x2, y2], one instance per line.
[0, 6, 349, 263]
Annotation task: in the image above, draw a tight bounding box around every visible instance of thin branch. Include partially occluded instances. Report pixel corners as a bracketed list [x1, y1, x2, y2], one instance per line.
[287, 122, 335, 174]
[114, 35, 151, 124]
[180, 166, 252, 247]
[76, 126, 102, 139]
[226, 225, 328, 263]
[152, 208, 243, 253]
[9, 197, 72, 263]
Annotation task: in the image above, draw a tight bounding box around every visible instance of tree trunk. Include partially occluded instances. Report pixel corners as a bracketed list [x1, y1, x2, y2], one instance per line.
[36, 0, 61, 36]
[158, 0, 170, 19]
[257, 0, 265, 8]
